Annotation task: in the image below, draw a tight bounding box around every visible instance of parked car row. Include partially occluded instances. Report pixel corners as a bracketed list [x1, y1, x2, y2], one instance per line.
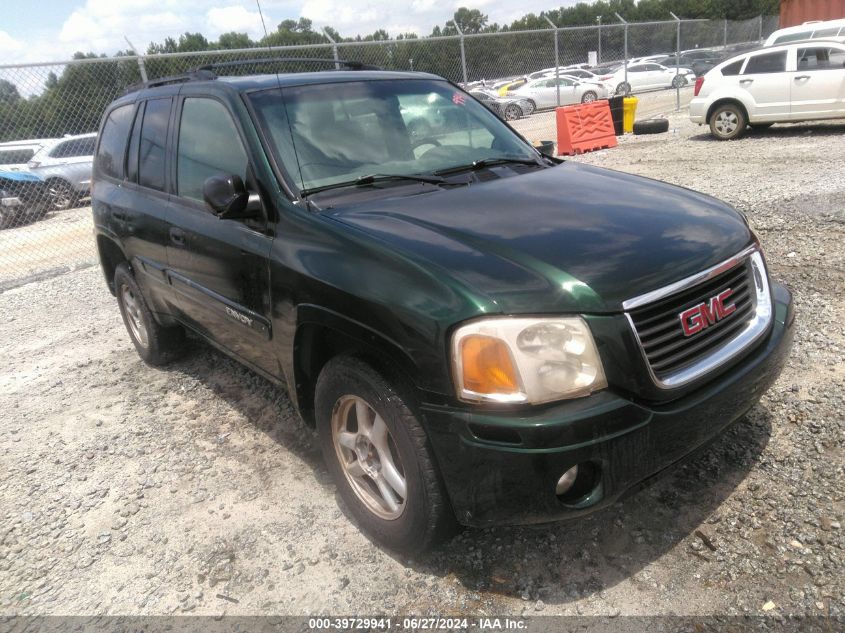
[0, 132, 96, 214]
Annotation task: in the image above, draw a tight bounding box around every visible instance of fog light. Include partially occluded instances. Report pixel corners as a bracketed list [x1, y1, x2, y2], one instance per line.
[555, 465, 579, 496]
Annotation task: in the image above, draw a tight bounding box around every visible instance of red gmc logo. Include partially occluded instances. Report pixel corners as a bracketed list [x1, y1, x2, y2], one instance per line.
[679, 289, 737, 337]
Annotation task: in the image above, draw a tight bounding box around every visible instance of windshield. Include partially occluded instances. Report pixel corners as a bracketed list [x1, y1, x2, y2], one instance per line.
[248, 79, 536, 194]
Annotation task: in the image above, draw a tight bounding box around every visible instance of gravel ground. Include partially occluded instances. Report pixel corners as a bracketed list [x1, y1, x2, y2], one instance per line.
[1, 110, 843, 620]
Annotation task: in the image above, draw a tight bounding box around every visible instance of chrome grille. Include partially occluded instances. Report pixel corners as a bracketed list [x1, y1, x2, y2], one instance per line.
[624, 248, 772, 389]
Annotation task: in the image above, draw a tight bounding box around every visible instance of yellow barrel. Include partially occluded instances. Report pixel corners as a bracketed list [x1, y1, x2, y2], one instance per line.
[623, 96, 639, 134]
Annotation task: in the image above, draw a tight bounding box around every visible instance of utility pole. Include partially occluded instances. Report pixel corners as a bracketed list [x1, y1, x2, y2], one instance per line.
[543, 16, 561, 107]
[596, 16, 602, 64]
[615, 13, 628, 90]
[669, 12, 681, 112]
[450, 21, 468, 85]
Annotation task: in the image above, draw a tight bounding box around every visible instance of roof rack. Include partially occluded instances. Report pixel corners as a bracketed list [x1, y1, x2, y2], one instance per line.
[196, 57, 382, 73]
[124, 58, 382, 95]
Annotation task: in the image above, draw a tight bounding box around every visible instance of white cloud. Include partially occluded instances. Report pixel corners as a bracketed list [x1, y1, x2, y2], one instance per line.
[206, 6, 266, 38]
[0, 30, 24, 55]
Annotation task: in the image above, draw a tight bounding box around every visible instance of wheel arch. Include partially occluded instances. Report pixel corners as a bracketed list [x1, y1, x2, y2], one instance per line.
[96, 234, 128, 295]
[706, 98, 750, 125]
[292, 306, 422, 427]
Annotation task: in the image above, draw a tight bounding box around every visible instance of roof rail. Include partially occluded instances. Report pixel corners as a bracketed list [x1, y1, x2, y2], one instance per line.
[195, 57, 382, 73]
[124, 57, 382, 95]
[125, 69, 216, 94]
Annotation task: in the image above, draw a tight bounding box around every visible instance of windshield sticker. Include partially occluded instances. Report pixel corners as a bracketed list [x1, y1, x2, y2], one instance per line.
[452, 92, 466, 106]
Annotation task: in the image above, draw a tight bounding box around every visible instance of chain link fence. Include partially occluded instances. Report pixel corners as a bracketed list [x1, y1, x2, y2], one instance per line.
[0, 16, 778, 289]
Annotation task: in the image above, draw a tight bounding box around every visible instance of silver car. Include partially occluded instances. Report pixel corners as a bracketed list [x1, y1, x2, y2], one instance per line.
[509, 76, 609, 110]
[27, 133, 97, 210]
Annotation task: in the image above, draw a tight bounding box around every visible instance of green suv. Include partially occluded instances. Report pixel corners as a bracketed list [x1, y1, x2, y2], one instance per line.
[92, 62, 794, 552]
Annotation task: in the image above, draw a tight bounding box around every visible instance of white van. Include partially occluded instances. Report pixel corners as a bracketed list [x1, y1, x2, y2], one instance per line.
[764, 18, 845, 46]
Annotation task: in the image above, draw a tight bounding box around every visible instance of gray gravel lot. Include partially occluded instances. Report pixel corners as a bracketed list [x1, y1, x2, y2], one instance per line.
[1, 110, 843, 619]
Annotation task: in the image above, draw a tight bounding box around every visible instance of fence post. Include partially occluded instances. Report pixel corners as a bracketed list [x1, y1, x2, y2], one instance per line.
[450, 21, 468, 85]
[670, 12, 681, 112]
[758, 15, 763, 42]
[615, 13, 628, 90]
[543, 16, 561, 107]
[323, 29, 340, 69]
[597, 16, 602, 64]
[723, 19, 728, 49]
[124, 36, 148, 83]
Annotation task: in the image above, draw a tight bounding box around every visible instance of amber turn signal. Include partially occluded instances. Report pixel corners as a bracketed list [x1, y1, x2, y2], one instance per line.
[460, 335, 521, 396]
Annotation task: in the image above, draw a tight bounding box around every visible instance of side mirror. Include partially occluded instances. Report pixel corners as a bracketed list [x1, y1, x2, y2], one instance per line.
[202, 174, 261, 220]
[534, 140, 556, 158]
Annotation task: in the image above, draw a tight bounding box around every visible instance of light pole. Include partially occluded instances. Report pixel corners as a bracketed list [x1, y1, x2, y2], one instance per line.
[669, 11, 681, 112]
[615, 13, 627, 90]
[596, 16, 602, 64]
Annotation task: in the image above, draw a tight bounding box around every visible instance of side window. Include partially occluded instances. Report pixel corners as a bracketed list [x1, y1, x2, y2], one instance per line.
[177, 98, 247, 202]
[721, 59, 745, 76]
[80, 137, 96, 156]
[50, 142, 71, 159]
[138, 98, 172, 191]
[774, 31, 812, 45]
[96, 104, 134, 179]
[812, 27, 841, 39]
[798, 47, 845, 70]
[126, 102, 145, 183]
[743, 52, 787, 74]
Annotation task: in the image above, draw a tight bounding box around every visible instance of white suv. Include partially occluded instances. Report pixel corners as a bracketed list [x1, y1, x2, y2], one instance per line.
[690, 40, 845, 140]
[27, 133, 97, 209]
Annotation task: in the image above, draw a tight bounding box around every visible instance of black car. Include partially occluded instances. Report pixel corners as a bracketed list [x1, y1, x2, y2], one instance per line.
[655, 55, 718, 77]
[92, 63, 794, 553]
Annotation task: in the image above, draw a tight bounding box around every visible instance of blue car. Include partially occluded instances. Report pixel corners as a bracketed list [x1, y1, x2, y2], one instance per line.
[0, 170, 48, 229]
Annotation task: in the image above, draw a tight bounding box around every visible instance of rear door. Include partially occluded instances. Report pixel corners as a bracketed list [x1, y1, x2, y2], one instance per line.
[791, 46, 845, 118]
[737, 50, 791, 120]
[165, 94, 277, 375]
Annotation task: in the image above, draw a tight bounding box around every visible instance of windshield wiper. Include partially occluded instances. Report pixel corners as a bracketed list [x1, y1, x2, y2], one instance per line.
[434, 156, 542, 176]
[300, 173, 446, 197]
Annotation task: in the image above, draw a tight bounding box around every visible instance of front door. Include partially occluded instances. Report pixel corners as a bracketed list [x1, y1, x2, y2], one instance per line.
[165, 95, 277, 376]
[791, 46, 845, 118]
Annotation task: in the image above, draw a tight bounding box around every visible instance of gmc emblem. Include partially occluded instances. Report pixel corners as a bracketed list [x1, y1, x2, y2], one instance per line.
[679, 288, 736, 337]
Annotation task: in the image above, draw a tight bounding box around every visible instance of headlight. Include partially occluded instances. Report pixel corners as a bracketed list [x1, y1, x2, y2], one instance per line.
[451, 317, 607, 405]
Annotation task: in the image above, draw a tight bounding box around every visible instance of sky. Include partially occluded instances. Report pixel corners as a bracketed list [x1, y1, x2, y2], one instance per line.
[0, 0, 574, 64]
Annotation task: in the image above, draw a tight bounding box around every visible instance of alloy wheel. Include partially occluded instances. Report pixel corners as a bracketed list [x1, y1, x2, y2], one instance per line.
[121, 284, 149, 349]
[331, 395, 407, 520]
[714, 110, 739, 136]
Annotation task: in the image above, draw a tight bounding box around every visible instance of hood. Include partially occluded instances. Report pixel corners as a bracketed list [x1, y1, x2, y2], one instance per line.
[325, 162, 752, 314]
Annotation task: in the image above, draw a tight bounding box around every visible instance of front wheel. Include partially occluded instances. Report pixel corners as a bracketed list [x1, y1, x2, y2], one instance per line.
[48, 180, 77, 211]
[709, 104, 747, 140]
[581, 90, 598, 104]
[615, 82, 631, 96]
[671, 74, 687, 89]
[315, 356, 455, 553]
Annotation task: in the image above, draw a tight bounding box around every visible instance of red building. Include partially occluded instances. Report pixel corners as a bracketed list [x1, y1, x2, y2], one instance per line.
[780, 0, 845, 27]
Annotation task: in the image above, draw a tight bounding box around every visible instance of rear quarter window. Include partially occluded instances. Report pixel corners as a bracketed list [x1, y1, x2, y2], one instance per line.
[721, 59, 745, 76]
[96, 104, 134, 179]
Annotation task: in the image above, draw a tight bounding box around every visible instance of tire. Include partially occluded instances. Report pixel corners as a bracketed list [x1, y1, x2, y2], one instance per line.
[615, 82, 631, 96]
[47, 180, 77, 211]
[671, 74, 687, 89]
[526, 99, 536, 111]
[709, 103, 747, 140]
[581, 91, 598, 104]
[315, 355, 455, 553]
[633, 118, 670, 135]
[114, 262, 186, 366]
[504, 104, 522, 121]
[0, 208, 9, 230]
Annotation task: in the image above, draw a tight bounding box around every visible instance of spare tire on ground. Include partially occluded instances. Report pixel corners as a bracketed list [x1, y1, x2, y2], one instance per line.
[633, 118, 670, 135]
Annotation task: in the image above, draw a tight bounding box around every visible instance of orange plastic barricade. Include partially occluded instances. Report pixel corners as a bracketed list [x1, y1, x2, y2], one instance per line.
[555, 100, 618, 156]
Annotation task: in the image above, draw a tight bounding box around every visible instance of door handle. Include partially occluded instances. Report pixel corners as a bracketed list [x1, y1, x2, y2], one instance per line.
[112, 211, 127, 221]
[794, 75, 810, 80]
[169, 227, 186, 246]
[739, 79, 754, 84]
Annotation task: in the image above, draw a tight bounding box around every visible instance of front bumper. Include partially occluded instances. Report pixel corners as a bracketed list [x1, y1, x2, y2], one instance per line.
[422, 282, 794, 527]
